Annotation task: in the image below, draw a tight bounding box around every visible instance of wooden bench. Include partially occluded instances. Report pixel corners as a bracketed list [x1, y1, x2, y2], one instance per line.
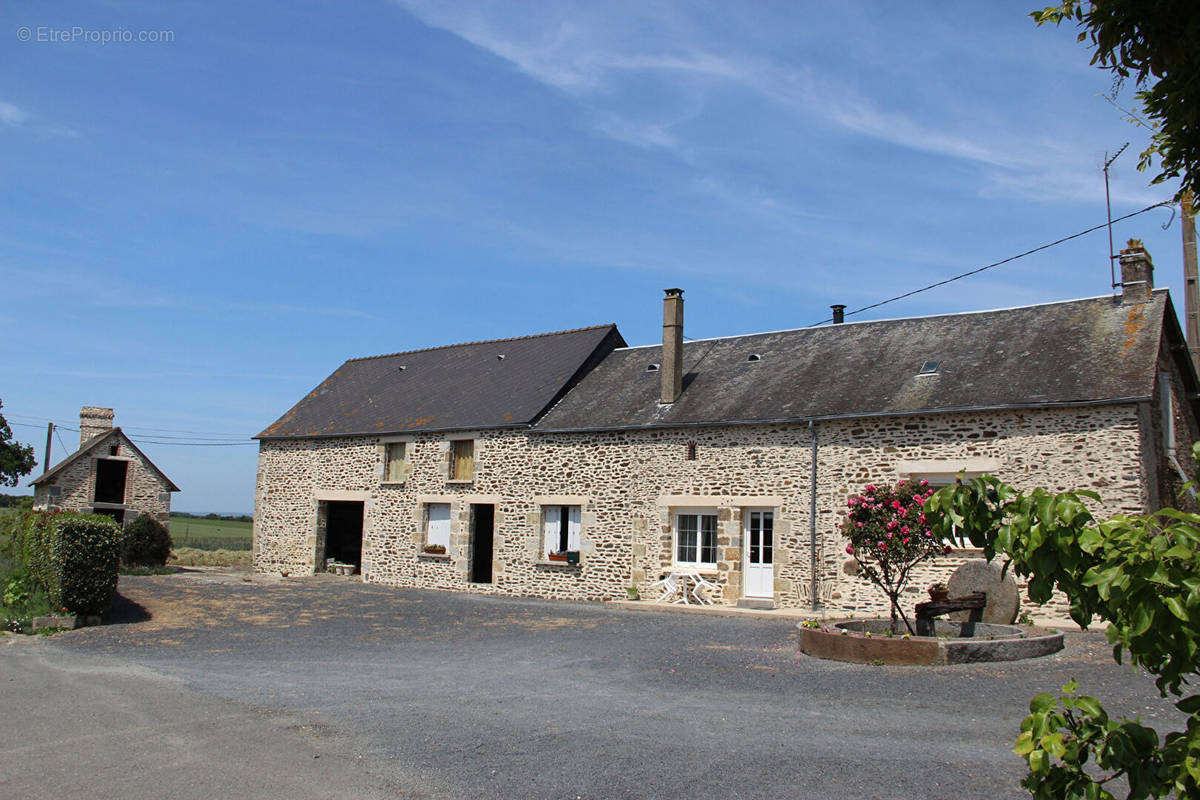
[914, 591, 987, 637]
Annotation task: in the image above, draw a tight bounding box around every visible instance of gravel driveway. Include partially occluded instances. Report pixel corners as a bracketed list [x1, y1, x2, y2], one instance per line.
[0, 568, 1184, 799]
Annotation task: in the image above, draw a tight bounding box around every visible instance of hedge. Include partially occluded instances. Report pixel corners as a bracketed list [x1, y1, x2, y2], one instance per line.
[20, 510, 122, 615]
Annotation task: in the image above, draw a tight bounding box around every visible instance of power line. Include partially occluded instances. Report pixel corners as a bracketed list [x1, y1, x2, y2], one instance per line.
[5, 412, 252, 439]
[126, 438, 257, 447]
[805, 200, 1176, 327]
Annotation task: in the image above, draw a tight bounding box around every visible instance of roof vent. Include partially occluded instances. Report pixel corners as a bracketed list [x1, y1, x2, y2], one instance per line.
[747, 353, 762, 362]
[496, 354, 506, 360]
[918, 360, 940, 375]
[397, 365, 407, 371]
[646, 363, 661, 372]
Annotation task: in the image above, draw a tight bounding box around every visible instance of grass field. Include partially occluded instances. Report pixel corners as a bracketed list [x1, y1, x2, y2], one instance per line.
[169, 517, 253, 551]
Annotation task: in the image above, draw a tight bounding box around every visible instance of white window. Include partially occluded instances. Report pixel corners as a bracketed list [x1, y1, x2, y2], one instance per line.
[543, 505, 581, 557]
[425, 503, 451, 549]
[384, 442, 407, 483]
[909, 473, 974, 547]
[675, 511, 718, 568]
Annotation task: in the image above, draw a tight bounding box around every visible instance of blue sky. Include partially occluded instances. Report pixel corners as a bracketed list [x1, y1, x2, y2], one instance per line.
[1, 1, 1186, 512]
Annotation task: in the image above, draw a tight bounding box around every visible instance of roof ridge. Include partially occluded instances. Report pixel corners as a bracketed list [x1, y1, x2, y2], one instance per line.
[614, 291, 1156, 350]
[346, 324, 617, 362]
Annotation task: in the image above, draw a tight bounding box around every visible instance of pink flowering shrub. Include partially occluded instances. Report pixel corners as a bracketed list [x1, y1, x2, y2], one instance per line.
[843, 479, 949, 634]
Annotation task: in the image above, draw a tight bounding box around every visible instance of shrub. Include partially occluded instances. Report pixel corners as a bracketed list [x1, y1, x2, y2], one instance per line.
[18, 510, 122, 616]
[925, 469, 1200, 799]
[121, 513, 173, 567]
[843, 479, 947, 634]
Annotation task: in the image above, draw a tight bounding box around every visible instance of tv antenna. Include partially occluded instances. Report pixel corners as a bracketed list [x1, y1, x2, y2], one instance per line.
[1104, 142, 1129, 289]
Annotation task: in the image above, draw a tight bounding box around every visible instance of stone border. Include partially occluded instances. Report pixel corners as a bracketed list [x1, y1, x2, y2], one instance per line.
[798, 619, 1064, 665]
[31, 614, 100, 632]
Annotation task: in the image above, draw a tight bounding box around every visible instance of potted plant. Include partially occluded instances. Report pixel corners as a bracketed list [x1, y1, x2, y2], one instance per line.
[422, 543, 447, 555]
[547, 550, 568, 562]
[928, 582, 949, 602]
[566, 550, 580, 565]
[626, 585, 640, 600]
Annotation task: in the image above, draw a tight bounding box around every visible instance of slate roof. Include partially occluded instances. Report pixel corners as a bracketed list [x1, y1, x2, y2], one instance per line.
[257, 325, 625, 439]
[535, 291, 1194, 432]
[30, 428, 181, 491]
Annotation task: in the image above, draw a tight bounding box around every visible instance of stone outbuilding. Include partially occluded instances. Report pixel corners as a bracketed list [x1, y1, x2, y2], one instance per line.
[31, 407, 180, 526]
[252, 242, 1199, 619]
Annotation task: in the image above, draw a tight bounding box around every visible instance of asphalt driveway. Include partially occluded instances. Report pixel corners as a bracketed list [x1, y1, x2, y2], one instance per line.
[0, 569, 1186, 799]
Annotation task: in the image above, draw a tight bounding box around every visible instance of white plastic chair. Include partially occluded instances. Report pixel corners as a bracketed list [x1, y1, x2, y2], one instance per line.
[648, 572, 686, 603]
[689, 573, 719, 605]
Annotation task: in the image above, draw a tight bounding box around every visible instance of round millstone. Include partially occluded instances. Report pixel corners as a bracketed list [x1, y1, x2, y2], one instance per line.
[947, 559, 1019, 624]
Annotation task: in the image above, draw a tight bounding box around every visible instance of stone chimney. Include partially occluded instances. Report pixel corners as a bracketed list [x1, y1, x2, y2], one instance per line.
[1119, 238, 1154, 304]
[79, 406, 114, 448]
[661, 288, 684, 404]
[831, 304, 846, 324]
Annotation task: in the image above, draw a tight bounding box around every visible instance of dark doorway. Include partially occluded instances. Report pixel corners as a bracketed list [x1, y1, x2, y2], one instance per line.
[324, 501, 364, 570]
[93, 507, 125, 526]
[94, 459, 128, 504]
[470, 504, 494, 584]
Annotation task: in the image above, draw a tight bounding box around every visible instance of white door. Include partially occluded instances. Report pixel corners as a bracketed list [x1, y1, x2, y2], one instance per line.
[744, 510, 774, 598]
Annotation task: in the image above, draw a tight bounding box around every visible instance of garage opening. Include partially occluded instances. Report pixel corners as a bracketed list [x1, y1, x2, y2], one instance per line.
[323, 501, 364, 572]
[470, 503, 494, 584]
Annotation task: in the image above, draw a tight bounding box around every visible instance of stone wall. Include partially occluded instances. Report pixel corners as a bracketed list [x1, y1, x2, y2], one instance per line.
[33, 433, 173, 525]
[254, 403, 1153, 621]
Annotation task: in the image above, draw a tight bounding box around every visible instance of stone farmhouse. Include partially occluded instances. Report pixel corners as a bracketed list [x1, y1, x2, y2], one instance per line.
[253, 242, 1199, 618]
[31, 406, 179, 526]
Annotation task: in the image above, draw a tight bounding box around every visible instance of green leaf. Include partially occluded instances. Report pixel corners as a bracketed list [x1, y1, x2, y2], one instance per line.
[1031, 693, 1057, 713]
[1164, 595, 1190, 622]
[1041, 732, 1067, 759]
[1029, 748, 1048, 775]
[1175, 695, 1200, 714]
[1074, 696, 1103, 718]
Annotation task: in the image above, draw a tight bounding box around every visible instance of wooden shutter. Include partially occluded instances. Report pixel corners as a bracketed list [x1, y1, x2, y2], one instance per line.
[542, 506, 560, 556]
[567, 505, 581, 551]
[427, 504, 451, 548]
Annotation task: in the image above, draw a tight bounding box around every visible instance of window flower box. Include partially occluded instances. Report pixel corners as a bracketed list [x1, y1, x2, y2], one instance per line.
[422, 544, 447, 555]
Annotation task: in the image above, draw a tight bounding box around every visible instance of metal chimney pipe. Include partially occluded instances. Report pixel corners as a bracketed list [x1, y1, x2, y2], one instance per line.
[831, 304, 846, 324]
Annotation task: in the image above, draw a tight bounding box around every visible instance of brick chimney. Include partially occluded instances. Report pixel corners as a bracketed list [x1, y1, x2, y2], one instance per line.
[79, 406, 114, 448]
[1119, 238, 1154, 304]
[661, 288, 684, 404]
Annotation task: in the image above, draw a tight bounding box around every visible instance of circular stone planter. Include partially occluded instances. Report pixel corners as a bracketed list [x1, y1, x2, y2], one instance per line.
[799, 619, 1064, 665]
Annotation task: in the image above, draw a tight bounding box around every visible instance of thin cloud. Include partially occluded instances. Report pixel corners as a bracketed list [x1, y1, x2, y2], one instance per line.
[0, 100, 28, 126]
[393, 2, 1134, 208]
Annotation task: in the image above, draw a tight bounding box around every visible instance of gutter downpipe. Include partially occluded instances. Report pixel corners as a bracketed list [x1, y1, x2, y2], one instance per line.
[1161, 372, 1198, 499]
[809, 420, 819, 611]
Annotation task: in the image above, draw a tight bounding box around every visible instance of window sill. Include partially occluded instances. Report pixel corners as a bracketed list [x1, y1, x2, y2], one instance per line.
[445, 479, 474, 485]
[670, 566, 719, 575]
[535, 560, 582, 569]
[418, 552, 451, 561]
[380, 481, 406, 488]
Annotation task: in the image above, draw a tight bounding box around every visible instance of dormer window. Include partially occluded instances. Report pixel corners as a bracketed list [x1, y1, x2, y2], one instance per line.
[646, 363, 660, 372]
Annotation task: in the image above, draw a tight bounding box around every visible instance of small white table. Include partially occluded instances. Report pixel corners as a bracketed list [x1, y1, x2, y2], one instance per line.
[652, 570, 719, 605]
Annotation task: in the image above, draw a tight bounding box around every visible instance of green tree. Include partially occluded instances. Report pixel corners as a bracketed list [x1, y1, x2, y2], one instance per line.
[925, 470, 1200, 799]
[1033, 1, 1200, 201]
[0, 401, 35, 488]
